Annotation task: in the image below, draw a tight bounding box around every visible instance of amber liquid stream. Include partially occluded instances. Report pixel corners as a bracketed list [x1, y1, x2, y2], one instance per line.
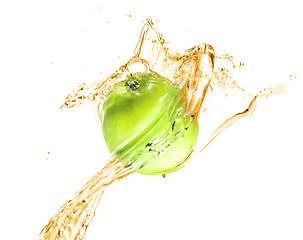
[38, 20, 292, 240]
[37, 157, 134, 240]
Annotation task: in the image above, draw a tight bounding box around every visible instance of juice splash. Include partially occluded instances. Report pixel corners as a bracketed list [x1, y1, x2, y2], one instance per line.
[38, 19, 291, 240]
[37, 157, 133, 240]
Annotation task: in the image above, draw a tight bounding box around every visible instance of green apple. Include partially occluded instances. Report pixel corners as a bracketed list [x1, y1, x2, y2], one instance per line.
[100, 71, 199, 175]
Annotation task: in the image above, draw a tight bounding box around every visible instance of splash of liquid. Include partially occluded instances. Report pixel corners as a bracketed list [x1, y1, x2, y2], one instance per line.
[38, 19, 291, 240]
[61, 20, 288, 118]
[37, 157, 133, 240]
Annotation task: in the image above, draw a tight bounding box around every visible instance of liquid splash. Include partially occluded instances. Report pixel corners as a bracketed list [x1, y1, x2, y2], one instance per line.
[38, 19, 292, 240]
[61, 20, 288, 118]
[37, 157, 133, 240]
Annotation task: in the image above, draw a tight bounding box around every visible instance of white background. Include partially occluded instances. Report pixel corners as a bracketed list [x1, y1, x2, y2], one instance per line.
[1, 0, 303, 240]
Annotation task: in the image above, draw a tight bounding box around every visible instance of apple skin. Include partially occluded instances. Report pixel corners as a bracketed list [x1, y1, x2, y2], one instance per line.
[100, 71, 198, 175]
